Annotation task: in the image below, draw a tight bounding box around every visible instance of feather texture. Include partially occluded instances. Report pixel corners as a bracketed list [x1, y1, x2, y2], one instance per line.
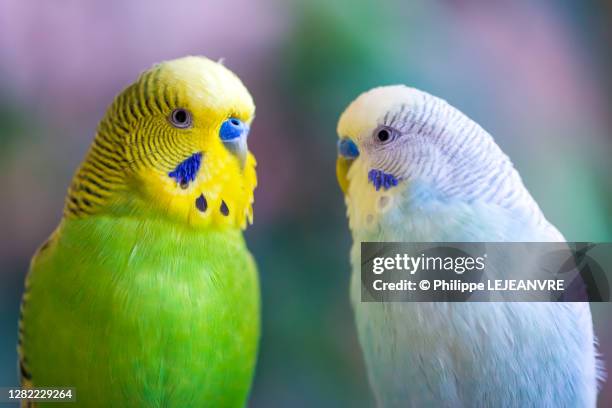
[20, 215, 259, 407]
[337, 86, 602, 407]
[19, 56, 260, 407]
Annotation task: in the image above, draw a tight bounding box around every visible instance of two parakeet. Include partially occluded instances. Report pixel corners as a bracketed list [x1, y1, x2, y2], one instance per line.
[18, 57, 603, 408]
[336, 86, 603, 407]
[19, 56, 259, 407]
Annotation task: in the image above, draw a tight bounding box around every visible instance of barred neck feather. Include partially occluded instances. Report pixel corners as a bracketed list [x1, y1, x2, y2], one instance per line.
[389, 90, 537, 210]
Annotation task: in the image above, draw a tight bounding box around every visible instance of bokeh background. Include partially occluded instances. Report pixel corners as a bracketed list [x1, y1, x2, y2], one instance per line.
[1, 0, 611, 406]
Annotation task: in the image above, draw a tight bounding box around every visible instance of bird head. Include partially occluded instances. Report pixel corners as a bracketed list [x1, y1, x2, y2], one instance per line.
[66, 56, 257, 229]
[336, 85, 512, 230]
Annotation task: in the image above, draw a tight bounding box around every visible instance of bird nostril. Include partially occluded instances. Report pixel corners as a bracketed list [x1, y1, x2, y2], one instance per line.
[220, 118, 246, 141]
[338, 138, 359, 159]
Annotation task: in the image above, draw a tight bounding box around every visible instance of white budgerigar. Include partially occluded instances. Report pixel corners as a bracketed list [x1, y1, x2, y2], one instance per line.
[336, 86, 603, 407]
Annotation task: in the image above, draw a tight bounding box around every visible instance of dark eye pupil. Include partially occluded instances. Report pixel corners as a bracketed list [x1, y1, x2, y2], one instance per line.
[377, 129, 390, 142]
[170, 108, 191, 129]
[173, 109, 187, 123]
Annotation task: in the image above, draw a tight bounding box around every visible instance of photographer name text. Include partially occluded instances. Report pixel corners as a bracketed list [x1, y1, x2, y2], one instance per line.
[373, 279, 564, 293]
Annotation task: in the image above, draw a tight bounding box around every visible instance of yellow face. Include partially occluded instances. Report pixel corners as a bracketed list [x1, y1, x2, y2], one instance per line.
[66, 56, 257, 229]
[336, 85, 415, 231]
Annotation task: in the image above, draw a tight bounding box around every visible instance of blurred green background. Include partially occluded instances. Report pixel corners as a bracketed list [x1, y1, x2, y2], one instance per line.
[1, 0, 611, 406]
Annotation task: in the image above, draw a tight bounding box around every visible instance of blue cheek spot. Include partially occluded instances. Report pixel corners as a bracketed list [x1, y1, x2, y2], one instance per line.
[168, 152, 202, 187]
[220, 118, 247, 141]
[368, 169, 399, 191]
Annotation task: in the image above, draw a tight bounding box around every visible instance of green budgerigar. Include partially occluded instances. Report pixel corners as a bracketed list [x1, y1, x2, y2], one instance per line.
[19, 56, 260, 407]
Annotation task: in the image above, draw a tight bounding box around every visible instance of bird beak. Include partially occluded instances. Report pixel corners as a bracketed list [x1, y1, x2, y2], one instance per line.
[223, 137, 248, 169]
[220, 118, 249, 168]
[337, 138, 359, 194]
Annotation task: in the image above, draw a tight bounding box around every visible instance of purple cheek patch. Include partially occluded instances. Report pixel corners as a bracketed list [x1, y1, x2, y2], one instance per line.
[368, 169, 399, 191]
[168, 152, 202, 188]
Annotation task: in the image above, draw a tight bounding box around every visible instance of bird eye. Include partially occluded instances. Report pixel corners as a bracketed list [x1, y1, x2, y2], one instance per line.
[377, 129, 390, 142]
[374, 126, 396, 144]
[169, 108, 192, 128]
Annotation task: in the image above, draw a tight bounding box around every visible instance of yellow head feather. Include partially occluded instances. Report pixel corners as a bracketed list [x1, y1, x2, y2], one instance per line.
[65, 56, 257, 229]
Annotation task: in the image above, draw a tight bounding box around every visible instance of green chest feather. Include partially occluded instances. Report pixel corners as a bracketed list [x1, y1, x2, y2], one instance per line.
[20, 216, 260, 407]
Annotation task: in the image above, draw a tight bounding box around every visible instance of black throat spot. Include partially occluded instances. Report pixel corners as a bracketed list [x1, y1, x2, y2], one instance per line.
[220, 200, 229, 216]
[195, 194, 207, 213]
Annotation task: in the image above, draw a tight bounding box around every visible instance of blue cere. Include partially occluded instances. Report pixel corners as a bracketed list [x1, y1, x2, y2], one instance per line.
[220, 118, 248, 141]
[168, 152, 202, 187]
[368, 169, 399, 191]
[338, 138, 359, 159]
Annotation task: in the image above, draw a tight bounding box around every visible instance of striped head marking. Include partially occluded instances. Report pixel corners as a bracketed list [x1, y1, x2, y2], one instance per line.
[65, 56, 257, 229]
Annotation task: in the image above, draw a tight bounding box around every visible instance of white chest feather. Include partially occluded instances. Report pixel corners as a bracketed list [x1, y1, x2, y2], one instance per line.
[347, 185, 597, 407]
